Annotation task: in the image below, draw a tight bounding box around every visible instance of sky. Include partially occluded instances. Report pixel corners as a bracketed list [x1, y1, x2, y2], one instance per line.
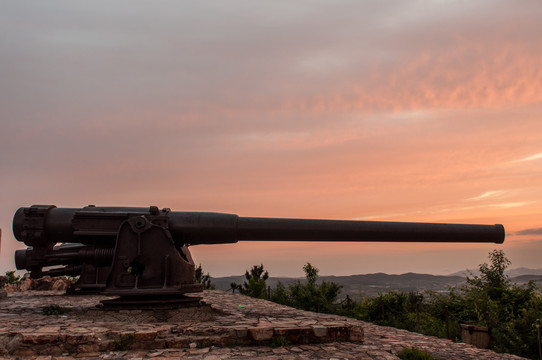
[1, 1, 541, 278]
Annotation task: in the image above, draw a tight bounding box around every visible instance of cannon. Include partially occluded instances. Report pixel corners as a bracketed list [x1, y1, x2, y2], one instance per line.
[13, 205, 504, 306]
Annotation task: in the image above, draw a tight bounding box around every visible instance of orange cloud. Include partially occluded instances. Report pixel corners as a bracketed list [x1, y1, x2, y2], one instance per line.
[273, 44, 542, 115]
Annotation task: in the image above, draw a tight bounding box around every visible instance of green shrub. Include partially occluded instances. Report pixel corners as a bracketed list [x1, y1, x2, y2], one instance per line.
[397, 347, 435, 360]
[270, 335, 290, 347]
[233, 264, 269, 299]
[42, 305, 70, 315]
[5, 271, 21, 285]
[195, 265, 216, 290]
[271, 263, 342, 313]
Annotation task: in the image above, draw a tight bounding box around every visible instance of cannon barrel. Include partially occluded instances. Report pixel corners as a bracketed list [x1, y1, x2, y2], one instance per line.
[13, 205, 504, 247]
[234, 217, 504, 244]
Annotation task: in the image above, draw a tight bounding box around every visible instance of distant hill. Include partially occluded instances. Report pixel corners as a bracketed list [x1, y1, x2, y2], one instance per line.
[507, 274, 542, 285]
[448, 267, 542, 277]
[211, 268, 542, 298]
[506, 267, 542, 277]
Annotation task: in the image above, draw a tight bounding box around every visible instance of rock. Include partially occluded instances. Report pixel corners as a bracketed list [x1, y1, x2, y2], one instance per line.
[75, 351, 101, 358]
[188, 347, 210, 354]
[136, 330, 157, 342]
[40, 345, 63, 355]
[66, 333, 95, 345]
[5, 275, 73, 292]
[4, 284, 17, 292]
[77, 344, 100, 353]
[235, 328, 249, 339]
[312, 326, 328, 338]
[52, 279, 68, 290]
[18, 278, 32, 291]
[249, 327, 274, 341]
[35, 277, 53, 290]
[21, 332, 59, 345]
[13, 348, 36, 356]
[0, 276, 8, 289]
[6, 334, 22, 353]
[348, 326, 364, 342]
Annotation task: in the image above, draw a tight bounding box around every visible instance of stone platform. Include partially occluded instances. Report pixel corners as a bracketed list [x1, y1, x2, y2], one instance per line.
[0, 290, 526, 359]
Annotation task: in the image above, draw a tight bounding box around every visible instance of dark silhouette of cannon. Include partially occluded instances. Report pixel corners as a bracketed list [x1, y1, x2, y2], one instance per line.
[13, 205, 504, 306]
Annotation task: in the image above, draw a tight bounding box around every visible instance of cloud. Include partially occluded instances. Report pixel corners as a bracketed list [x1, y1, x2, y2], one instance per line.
[518, 153, 542, 162]
[2, 0, 542, 127]
[516, 228, 542, 236]
[467, 191, 508, 201]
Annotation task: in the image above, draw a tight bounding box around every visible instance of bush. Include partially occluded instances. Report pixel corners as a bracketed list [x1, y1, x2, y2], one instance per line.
[195, 264, 216, 290]
[271, 263, 342, 313]
[4, 271, 21, 285]
[233, 264, 269, 299]
[42, 305, 70, 315]
[397, 347, 435, 360]
[270, 335, 290, 347]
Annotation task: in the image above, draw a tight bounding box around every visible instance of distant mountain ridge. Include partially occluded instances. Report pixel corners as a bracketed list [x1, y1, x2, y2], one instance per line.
[448, 267, 542, 277]
[211, 268, 542, 298]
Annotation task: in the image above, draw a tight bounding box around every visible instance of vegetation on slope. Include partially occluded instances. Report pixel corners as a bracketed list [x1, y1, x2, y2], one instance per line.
[232, 250, 542, 359]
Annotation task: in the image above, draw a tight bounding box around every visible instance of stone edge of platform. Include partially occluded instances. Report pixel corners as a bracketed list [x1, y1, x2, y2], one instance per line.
[0, 323, 364, 356]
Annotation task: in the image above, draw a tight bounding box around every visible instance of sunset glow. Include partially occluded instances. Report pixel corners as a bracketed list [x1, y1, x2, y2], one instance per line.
[1, 1, 541, 277]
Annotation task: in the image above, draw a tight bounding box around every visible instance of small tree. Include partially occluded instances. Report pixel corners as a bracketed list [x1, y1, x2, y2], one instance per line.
[270, 281, 290, 304]
[195, 264, 216, 290]
[303, 263, 318, 286]
[287, 262, 342, 313]
[234, 264, 269, 299]
[458, 249, 513, 324]
[466, 249, 511, 292]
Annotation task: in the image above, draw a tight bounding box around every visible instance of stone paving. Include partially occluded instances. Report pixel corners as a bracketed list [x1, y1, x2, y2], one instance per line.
[0, 290, 527, 359]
